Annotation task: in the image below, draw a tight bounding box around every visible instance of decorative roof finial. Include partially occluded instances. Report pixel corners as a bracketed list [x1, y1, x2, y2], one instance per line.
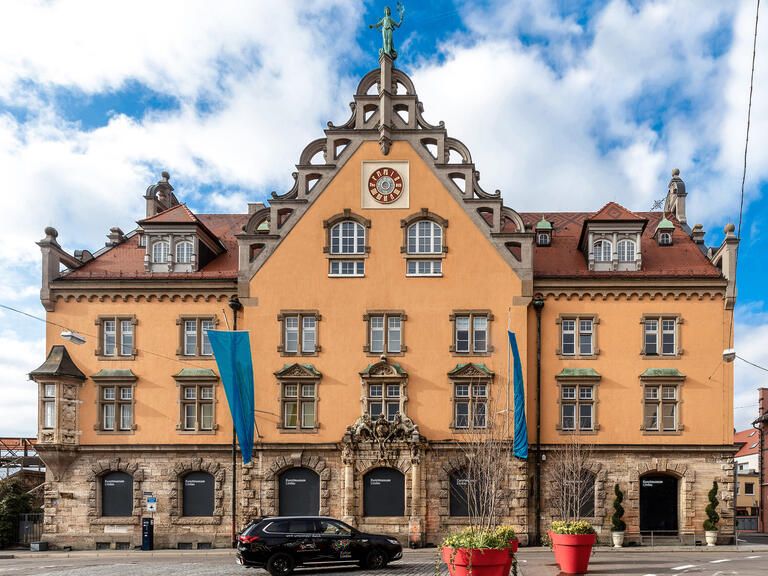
[369, 3, 405, 60]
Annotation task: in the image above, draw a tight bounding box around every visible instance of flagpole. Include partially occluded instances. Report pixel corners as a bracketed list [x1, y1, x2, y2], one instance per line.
[228, 295, 243, 548]
[506, 308, 511, 438]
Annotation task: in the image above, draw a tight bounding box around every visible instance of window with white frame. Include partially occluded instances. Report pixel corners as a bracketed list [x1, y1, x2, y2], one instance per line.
[452, 312, 491, 354]
[537, 232, 551, 246]
[659, 232, 672, 246]
[175, 241, 193, 264]
[328, 220, 366, 277]
[99, 385, 134, 432]
[42, 384, 56, 429]
[643, 316, 678, 356]
[281, 382, 316, 429]
[180, 383, 215, 432]
[453, 382, 488, 429]
[617, 239, 636, 262]
[560, 385, 595, 431]
[560, 317, 595, 356]
[98, 316, 135, 357]
[593, 239, 612, 262]
[368, 383, 401, 421]
[179, 317, 216, 357]
[643, 384, 678, 431]
[405, 220, 444, 276]
[279, 312, 319, 355]
[152, 240, 170, 264]
[365, 312, 405, 354]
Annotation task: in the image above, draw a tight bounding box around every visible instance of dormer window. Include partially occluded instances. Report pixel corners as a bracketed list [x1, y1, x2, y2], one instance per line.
[176, 241, 193, 264]
[537, 232, 551, 246]
[593, 240, 612, 262]
[659, 232, 672, 246]
[152, 241, 170, 264]
[617, 239, 636, 262]
[535, 217, 552, 247]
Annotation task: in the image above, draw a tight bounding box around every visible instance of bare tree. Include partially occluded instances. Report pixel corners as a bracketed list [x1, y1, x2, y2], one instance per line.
[548, 434, 595, 522]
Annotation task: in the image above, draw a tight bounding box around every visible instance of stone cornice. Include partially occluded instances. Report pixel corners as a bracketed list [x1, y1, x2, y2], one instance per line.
[534, 277, 726, 301]
[49, 277, 236, 304]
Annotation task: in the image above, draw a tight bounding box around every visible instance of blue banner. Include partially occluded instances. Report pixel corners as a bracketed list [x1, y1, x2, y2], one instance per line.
[207, 330, 255, 464]
[508, 331, 529, 459]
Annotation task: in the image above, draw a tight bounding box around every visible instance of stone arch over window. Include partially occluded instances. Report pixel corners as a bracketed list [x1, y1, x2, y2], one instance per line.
[593, 239, 612, 262]
[86, 458, 144, 524]
[400, 209, 448, 255]
[362, 467, 406, 517]
[168, 458, 225, 525]
[630, 459, 695, 533]
[182, 470, 215, 517]
[263, 453, 331, 516]
[353, 459, 412, 518]
[543, 458, 605, 524]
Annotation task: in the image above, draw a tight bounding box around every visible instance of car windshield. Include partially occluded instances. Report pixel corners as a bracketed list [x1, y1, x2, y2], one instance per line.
[318, 520, 352, 536]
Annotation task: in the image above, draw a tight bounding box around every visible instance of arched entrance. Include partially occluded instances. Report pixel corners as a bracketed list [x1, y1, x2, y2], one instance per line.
[640, 473, 679, 533]
[278, 467, 320, 516]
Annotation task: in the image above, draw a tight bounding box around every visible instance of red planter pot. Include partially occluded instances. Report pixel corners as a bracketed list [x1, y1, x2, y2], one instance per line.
[502, 538, 519, 575]
[548, 532, 596, 574]
[441, 547, 510, 576]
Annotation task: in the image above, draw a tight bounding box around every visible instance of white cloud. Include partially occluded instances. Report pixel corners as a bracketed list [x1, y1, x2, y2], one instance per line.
[0, 330, 44, 437]
[734, 305, 768, 430]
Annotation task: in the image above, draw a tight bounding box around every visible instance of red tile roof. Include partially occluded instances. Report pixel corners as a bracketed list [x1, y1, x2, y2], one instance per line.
[735, 428, 760, 457]
[138, 203, 199, 225]
[60, 213, 247, 281]
[586, 201, 647, 222]
[518, 211, 722, 279]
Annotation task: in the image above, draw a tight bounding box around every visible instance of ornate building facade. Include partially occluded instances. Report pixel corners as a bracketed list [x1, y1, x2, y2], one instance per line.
[31, 54, 738, 549]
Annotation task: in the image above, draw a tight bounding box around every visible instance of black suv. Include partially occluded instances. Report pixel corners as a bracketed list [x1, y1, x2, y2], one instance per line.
[236, 516, 403, 575]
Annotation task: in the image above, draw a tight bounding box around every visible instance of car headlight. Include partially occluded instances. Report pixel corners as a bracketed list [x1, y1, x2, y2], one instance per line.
[387, 538, 400, 545]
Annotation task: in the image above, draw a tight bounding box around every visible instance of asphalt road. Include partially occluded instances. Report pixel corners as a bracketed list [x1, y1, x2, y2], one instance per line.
[0, 548, 767, 576]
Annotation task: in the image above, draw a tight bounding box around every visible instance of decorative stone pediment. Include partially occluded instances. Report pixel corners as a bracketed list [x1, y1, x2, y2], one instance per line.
[342, 412, 425, 464]
[360, 358, 407, 380]
[447, 362, 494, 380]
[274, 363, 322, 380]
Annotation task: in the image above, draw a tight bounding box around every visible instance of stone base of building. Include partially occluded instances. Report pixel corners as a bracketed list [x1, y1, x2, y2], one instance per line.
[38, 443, 733, 549]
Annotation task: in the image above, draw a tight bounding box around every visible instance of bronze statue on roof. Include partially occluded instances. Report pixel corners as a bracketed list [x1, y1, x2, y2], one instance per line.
[369, 3, 405, 60]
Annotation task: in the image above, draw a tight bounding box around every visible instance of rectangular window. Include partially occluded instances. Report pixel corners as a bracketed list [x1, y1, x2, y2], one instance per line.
[98, 316, 135, 357]
[406, 259, 442, 276]
[560, 317, 595, 356]
[103, 320, 116, 356]
[453, 382, 488, 429]
[281, 382, 316, 429]
[329, 260, 365, 277]
[103, 403, 115, 431]
[180, 317, 216, 357]
[366, 312, 405, 354]
[98, 385, 134, 432]
[643, 384, 679, 432]
[43, 387, 56, 429]
[280, 312, 319, 355]
[745, 483, 755, 495]
[453, 312, 492, 354]
[644, 317, 678, 356]
[302, 316, 316, 353]
[368, 383, 400, 421]
[285, 317, 299, 353]
[560, 385, 595, 431]
[120, 403, 133, 431]
[180, 383, 215, 432]
[120, 320, 133, 356]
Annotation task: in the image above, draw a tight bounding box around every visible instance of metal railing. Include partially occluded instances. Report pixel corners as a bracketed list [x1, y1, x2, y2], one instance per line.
[18, 512, 43, 545]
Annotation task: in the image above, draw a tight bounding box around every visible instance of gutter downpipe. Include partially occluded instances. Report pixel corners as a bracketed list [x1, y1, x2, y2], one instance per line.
[532, 294, 545, 546]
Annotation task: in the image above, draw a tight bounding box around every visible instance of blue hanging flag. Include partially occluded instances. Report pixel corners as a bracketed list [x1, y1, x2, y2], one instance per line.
[508, 331, 529, 459]
[207, 330, 255, 464]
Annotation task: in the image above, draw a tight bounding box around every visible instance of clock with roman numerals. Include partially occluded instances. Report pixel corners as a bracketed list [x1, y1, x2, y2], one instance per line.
[367, 167, 404, 204]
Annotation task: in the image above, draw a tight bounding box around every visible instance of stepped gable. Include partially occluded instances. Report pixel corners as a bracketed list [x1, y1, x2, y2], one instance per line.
[60, 211, 247, 280]
[516, 211, 721, 279]
[237, 53, 532, 298]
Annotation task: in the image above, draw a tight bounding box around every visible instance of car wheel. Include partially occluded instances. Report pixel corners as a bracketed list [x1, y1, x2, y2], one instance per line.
[363, 548, 386, 570]
[266, 552, 295, 576]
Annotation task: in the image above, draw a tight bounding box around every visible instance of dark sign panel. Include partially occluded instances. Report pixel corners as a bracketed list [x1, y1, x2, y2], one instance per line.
[279, 468, 320, 516]
[182, 471, 214, 517]
[640, 474, 679, 532]
[363, 468, 404, 517]
[449, 471, 472, 517]
[102, 471, 133, 517]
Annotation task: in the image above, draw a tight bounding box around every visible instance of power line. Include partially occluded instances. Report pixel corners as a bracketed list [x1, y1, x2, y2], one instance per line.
[737, 354, 768, 373]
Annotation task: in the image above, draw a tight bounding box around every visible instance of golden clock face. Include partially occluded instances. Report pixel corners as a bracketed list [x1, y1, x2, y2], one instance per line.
[367, 167, 404, 204]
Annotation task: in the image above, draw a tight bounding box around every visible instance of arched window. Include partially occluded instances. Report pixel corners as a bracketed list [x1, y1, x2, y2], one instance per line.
[560, 469, 596, 519]
[278, 467, 320, 516]
[449, 468, 483, 517]
[182, 471, 214, 516]
[363, 468, 405, 517]
[152, 241, 169, 264]
[101, 471, 133, 517]
[407, 220, 442, 254]
[617, 239, 636, 262]
[659, 232, 672, 246]
[175, 241, 193, 264]
[593, 240, 612, 262]
[537, 232, 551, 246]
[330, 221, 365, 254]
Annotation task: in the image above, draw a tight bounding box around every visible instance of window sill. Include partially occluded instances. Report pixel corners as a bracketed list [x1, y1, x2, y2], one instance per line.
[92, 517, 140, 526]
[365, 351, 405, 357]
[640, 354, 682, 360]
[641, 430, 684, 436]
[328, 274, 366, 278]
[94, 430, 136, 435]
[557, 354, 599, 361]
[96, 355, 136, 361]
[279, 351, 320, 357]
[449, 427, 489, 434]
[451, 352, 492, 357]
[405, 273, 443, 278]
[176, 429, 218, 435]
[277, 428, 320, 434]
[176, 355, 216, 361]
[172, 516, 223, 525]
[558, 429, 599, 435]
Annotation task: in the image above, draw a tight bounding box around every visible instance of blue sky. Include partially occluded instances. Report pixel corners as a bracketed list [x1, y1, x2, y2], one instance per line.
[0, 0, 766, 435]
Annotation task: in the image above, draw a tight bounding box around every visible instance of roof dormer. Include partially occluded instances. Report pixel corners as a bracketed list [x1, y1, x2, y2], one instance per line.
[535, 217, 552, 247]
[138, 203, 225, 274]
[579, 202, 647, 272]
[653, 216, 675, 246]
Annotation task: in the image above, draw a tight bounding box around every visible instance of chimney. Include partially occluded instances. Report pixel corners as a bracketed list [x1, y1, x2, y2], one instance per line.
[691, 223, 705, 244]
[106, 227, 125, 247]
[710, 223, 739, 309]
[144, 171, 175, 217]
[36, 227, 84, 312]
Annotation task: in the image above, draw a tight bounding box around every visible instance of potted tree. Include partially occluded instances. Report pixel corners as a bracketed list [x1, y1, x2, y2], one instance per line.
[703, 480, 720, 546]
[547, 436, 597, 573]
[611, 483, 626, 548]
[441, 528, 509, 576]
[494, 525, 518, 575]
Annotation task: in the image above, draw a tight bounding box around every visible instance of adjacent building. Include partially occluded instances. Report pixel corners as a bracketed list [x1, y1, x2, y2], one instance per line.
[734, 428, 760, 530]
[30, 55, 739, 549]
